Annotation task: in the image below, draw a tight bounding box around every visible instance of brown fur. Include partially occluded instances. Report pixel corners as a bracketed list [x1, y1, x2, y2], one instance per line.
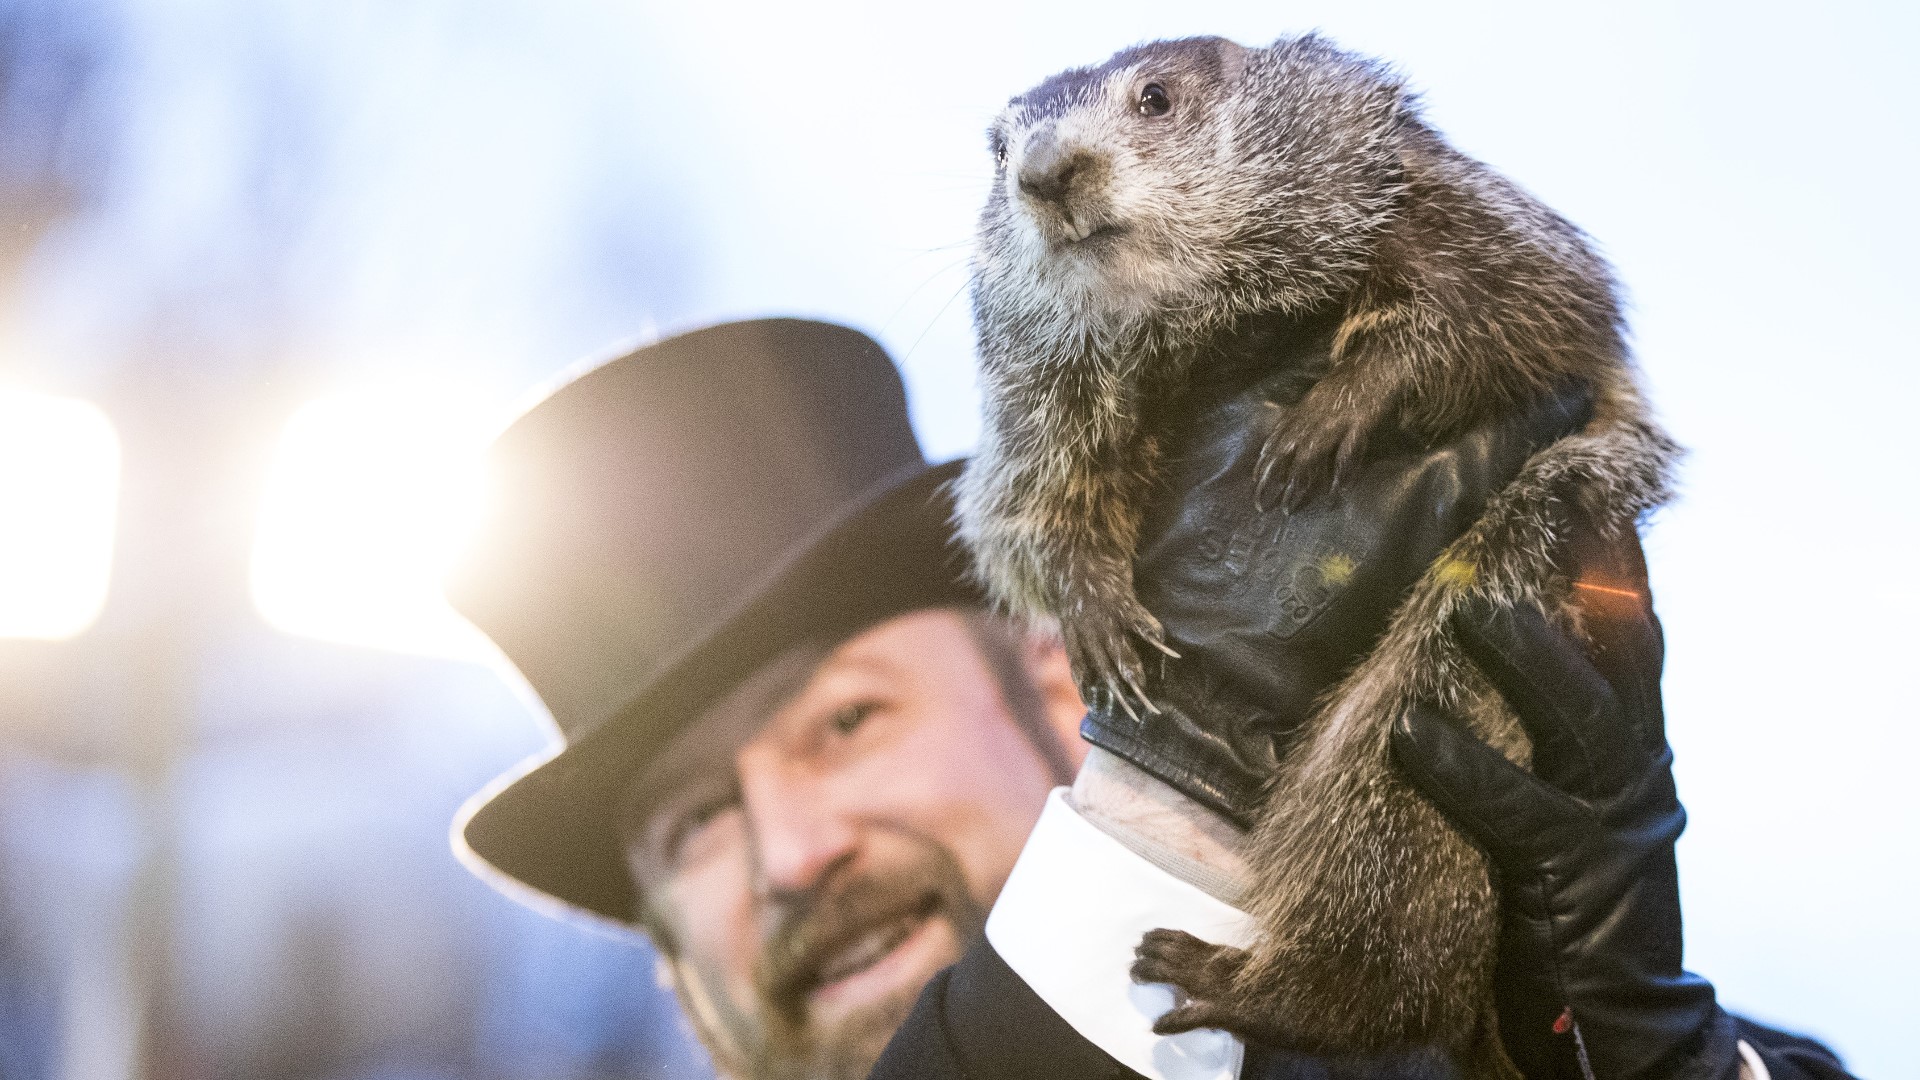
[954, 33, 1680, 1078]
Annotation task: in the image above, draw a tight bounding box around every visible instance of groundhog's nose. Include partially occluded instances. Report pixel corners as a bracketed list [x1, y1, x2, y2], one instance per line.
[1017, 130, 1097, 205]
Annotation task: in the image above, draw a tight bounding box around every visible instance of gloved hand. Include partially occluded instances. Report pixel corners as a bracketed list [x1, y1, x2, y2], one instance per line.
[1080, 317, 1595, 824]
[1389, 557, 1734, 1080]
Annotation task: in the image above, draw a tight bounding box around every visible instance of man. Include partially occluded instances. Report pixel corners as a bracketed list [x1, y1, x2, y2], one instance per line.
[449, 319, 1849, 1080]
[449, 319, 1089, 1079]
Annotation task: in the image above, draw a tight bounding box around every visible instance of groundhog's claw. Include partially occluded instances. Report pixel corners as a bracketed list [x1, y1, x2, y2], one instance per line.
[1062, 597, 1177, 720]
[1255, 412, 1371, 514]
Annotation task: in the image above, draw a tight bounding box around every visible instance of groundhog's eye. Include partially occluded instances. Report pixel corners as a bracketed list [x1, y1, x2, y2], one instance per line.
[1137, 83, 1172, 117]
[990, 132, 1009, 170]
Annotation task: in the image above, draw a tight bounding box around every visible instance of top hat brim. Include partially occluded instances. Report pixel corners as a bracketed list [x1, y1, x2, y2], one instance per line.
[454, 458, 976, 926]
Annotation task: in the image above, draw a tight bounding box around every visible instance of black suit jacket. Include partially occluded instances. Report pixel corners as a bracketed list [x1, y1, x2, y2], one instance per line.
[869, 935, 1143, 1080]
[867, 938, 1855, 1080]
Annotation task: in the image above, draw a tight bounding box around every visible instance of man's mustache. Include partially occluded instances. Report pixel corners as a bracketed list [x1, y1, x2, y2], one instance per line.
[753, 851, 983, 1023]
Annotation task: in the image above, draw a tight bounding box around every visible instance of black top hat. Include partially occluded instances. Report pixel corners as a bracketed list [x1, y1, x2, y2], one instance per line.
[450, 318, 978, 924]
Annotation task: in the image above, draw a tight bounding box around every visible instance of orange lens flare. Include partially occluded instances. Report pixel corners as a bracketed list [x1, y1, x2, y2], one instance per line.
[1572, 581, 1642, 601]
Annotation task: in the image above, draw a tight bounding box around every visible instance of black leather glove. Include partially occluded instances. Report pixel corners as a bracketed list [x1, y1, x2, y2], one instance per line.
[1081, 319, 1593, 824]
[1390, 571, 1722, 1080]
[1391, 564, 1853, 1080]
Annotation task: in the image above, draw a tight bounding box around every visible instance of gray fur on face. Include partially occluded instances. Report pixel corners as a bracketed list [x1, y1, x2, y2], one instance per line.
[975, 36, 1397, 333]
[955, 31, 1679, 1079]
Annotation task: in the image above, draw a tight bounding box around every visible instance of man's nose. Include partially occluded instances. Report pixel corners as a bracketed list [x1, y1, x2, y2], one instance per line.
[739, 764, 859, 899]
[1017, 129, 1097, 205]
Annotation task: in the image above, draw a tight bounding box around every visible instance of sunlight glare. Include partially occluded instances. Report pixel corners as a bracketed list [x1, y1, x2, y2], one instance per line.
[0, 390, 120, 640]
[250, 391, 495, 659]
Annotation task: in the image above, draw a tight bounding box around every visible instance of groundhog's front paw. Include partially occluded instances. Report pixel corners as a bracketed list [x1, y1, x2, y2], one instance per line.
[1061, 597, 1177, 721]
[1131, 929, 1268, 1037]
[1256, 411, 1372, 513]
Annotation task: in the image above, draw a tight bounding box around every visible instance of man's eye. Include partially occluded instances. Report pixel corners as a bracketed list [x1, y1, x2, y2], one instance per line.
[829, 703, 875, 736]
[664, 792, 738, 863]
[1137, 82, 1171, 117]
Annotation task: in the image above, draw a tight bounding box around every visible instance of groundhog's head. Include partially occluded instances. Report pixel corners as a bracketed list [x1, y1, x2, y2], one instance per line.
[973, 34, 1411, 341]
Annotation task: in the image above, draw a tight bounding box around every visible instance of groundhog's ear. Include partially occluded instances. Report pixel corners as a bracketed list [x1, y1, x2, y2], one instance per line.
[1217, 39, 1251, 84]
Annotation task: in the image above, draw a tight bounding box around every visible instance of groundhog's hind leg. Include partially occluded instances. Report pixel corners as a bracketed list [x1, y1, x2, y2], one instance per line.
[1130, 929, 1347, 1049]
[1130, 930, 1266, 1038]
[1136, 930, 1493, 1080]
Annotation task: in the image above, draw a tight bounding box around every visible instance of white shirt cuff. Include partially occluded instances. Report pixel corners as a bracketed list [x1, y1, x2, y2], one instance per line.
[986, 788, 1258, 1080]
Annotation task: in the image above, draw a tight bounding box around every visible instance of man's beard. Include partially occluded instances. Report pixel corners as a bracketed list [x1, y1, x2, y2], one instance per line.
[674, 831, 987, 1080]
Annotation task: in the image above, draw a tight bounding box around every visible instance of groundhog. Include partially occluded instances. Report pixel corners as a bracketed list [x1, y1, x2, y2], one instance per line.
[954, 33, 1680, 1079]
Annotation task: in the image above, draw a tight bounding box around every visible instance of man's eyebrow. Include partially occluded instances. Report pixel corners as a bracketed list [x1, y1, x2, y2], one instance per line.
[766, 656, 899, 726]
[618, 733, 728, 838]
[798, 647, 904, 686]
[620, 640, 840, 831]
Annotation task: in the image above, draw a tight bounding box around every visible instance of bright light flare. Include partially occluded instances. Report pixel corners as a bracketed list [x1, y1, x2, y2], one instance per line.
[0, 390, 120, 640]
[250, 391, 495, 659]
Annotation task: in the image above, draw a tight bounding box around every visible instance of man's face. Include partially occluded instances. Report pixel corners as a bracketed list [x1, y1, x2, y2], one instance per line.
[621, 608, 1084, 1080]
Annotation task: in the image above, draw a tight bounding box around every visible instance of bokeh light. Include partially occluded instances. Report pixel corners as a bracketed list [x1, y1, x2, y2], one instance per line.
[249, 390, 495, 660]
[0, 389, 120, 640]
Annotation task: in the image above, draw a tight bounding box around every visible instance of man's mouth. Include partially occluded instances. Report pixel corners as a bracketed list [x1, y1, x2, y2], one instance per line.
[754, 850, 986, 1038]
[804, 892, 941, 995]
